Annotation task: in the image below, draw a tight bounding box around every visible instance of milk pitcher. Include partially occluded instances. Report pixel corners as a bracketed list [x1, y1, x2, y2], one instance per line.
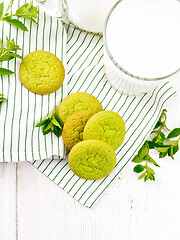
[35, 0, 119, 33]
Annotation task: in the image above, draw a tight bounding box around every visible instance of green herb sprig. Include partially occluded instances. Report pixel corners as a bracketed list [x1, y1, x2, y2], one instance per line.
[0, 36, 22, 75]
[132, 109, 180, 182]
[36, 106, 63, 137]
[0, 93, 7, 106]
[0, 0, 38, 31]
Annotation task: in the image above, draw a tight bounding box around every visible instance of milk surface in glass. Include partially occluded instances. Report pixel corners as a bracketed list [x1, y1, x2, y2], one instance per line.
[104, 0, 180, 95]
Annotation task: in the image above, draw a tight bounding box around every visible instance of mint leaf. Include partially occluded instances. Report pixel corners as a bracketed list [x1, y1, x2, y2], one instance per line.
[0, 48, 12, 62]
[6, 37, 21, 51]
[36, 106, 63, 137]
[9, 52, 22, 59]
[167, 128, 180, 139]
[148, 156, 160, 167]
[134, 164, 144, 173]
[15, 3, 38, 23]
[4, 18, 28, 31]
[35, 119, 49, 128]
[138, 141, 149, 158]
[132, 155, 144, 163]
[146, 166, 155, 175]
[0, 67, 14, 75]
[138, 172, 146, 180]
[0, 2, 4, 19]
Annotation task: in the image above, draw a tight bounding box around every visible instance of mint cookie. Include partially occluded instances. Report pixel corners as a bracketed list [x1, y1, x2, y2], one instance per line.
[58, 92, 103, 123]
[62, 110, 96, 150]
[68, 140, 116, 180]
[19, 50, 65, 95]
[83, 111, 126, 150]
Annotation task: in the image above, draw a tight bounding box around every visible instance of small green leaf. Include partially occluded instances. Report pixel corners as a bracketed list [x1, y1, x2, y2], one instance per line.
[138, 141, 149, 158]
[168, 147, 174, 160]
[132, 155, 144, 163]
[55, 114, 63, 126]
[146, 166, 155, 175]
[144, 174, 149, 182]
[15, 3, 38, 23]
[43, 122, 54, 135]
[51, 115, 62, 129]
[134, 164, 145, 173]
[9, 52, 22, 59]
[53, 125, 62, 137]
[0, 48, 11, 62]
[0, 2, 4, 19]
[148, 156, 160, 167]
[156, 147, 169, 153]
[159, 151, 168, 158]
[149, 174, 155, 181]
[4, 18, 28, 31]
[138, 171, 146, 180]
[167, 128, 180, 139]
[173, 144, 179, 155]
[6, 37, 21, 51]
[146, 140, 155, 149]
[35, 118, 49, 128]
[0, 67, 14, 75]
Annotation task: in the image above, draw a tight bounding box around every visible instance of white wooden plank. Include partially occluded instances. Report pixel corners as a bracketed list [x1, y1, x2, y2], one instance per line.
[0, 163, 16, 240]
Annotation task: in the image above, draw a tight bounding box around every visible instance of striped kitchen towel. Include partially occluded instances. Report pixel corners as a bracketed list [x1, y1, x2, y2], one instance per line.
[0, 0, 67, 162]
[32, 24, 176, 208]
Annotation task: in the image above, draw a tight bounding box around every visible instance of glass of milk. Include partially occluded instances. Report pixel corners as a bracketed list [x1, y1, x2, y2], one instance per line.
[104, 0, 180, 95]
[35, 0, 118, 33]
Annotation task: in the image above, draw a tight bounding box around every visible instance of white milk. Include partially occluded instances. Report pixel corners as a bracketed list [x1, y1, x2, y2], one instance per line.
[67, 0, 118, 33]
[106, 0, 180, 79]
[104, 0, 180, 95]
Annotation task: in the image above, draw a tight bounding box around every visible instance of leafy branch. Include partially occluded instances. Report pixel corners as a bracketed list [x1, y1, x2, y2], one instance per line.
[0, 36, 22, 75]
[132, 109, 180, 182]
[36, 106, 63, 137]
[0, 0, 38, 31]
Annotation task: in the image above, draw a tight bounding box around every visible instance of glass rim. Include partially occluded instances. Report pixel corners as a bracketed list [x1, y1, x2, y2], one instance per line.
[103, 0, 180, 82]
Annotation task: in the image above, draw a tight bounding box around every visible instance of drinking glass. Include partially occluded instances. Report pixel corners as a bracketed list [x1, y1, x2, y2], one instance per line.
[103, 0, 180, 95]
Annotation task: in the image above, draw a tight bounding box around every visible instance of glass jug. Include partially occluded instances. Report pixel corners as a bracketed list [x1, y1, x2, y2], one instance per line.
[35, 0, 118, 33]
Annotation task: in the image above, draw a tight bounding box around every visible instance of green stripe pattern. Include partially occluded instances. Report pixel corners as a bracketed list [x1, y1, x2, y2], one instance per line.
[0, 1, 67, 162]
[32, 23, 176, 208]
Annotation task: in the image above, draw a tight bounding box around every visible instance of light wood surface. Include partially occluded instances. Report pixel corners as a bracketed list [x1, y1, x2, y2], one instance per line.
[0, 77, 180, 240]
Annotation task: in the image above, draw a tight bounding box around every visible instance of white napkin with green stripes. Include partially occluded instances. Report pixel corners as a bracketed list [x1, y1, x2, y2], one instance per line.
[31, 23, 176, 208]
[0, 1, 67, 162]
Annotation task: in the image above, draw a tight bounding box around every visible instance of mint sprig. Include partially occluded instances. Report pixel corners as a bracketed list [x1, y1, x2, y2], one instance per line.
[132, 109, 180, 182]
[0, 36, 22, 75]
[36, 106, 63, 137]
[0, 0, 38, 31]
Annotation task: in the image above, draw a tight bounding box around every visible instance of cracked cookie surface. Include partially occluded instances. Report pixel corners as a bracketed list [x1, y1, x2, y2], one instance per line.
[19, 50, 65, 95]
[83, 111, 126, 150]
[68, 139, 116, 180]
[62, 110, 96, 150]
[58, 92, 103, 123]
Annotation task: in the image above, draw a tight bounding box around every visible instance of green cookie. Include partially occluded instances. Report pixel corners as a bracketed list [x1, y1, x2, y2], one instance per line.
[19, 50, 65, 95]
[62, 110, 96, 150]
[68, 140, 116, 180]
[83, 111, 126, 150]
[58, 92, 103, 123]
